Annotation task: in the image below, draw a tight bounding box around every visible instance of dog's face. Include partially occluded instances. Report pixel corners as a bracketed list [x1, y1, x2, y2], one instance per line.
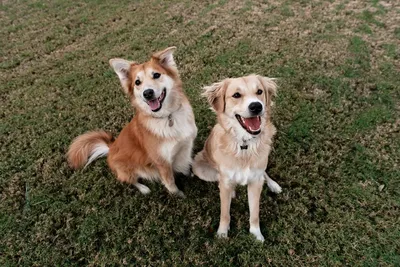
[109, 47, 182, 117]
[203, 75, 277, 137]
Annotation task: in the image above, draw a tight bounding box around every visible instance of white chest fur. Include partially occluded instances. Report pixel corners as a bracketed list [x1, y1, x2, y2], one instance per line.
[213, 125, 274, 186]
[221, 166, 265, 186]
[145, 103, 197, 140]
[146, 103, 197, 164]
[160, 141, 177, 163]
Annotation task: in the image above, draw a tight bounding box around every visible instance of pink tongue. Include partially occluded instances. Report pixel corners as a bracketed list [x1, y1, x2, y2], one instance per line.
[148, 99, 161, 110]
[243, 117, 261, 130]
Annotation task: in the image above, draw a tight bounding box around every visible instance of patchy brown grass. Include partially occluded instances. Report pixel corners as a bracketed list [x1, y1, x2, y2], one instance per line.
[1, 0, 399, 265]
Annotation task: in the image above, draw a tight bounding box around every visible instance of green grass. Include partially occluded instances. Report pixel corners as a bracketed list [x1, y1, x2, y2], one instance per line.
[1, 0, 400, 265]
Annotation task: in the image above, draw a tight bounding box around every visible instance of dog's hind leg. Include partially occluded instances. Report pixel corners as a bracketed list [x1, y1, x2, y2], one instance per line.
[134, 182, 151, 195]
[264, 173, 282, 193]
[116, 169, 151, 195]
[192, 151, 218, 182]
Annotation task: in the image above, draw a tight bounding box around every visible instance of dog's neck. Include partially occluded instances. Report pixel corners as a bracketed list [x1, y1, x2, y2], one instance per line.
[163, 103, 183, 127]
[218, 118, 260, 151]
[138, 102, 183, 125]
[239, 135, 257, 150]
[218, 117, 276, 155]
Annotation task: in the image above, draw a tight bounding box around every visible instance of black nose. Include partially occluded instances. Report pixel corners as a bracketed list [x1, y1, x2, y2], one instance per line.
[143, 89, 154, 100]
[248, 102, 263, 114]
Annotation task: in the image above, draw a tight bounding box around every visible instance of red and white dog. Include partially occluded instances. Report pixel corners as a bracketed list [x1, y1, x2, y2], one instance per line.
[67, 47, 197, 197]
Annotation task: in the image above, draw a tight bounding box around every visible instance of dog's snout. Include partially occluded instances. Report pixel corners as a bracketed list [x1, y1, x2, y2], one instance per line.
[248, 102, 263, 114]
[143, 89, 155, 100]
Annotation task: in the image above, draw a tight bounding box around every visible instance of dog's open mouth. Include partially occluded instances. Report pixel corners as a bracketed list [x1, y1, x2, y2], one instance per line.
[146, 88, 166, 112]
[235, 114, 261, 135]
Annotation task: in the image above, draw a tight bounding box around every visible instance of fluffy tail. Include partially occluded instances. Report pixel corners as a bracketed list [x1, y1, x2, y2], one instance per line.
[67, 130, 113, 169]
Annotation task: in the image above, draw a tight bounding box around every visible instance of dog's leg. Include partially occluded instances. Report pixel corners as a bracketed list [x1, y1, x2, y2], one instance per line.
[157, 163, 185, 197]
[192, 151, 219, 182]
[133, 182, 151, 195]
[173, 140, 194, 176]
[217, 179, 234, 238]
[248, 179, 265, 242]
[116, 169, 151, 195]
[265, 173, 282, 193]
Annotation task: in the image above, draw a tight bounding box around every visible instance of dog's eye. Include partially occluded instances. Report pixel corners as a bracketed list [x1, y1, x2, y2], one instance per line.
[256, 89, 263, 95]
[135, 80, 141, 86]
[232, 92, 241, 98]
[153, 73, 161, 79]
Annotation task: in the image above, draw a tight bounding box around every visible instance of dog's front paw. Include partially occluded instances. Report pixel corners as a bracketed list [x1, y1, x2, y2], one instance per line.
[166, 184, 185, 198]
[184, 167, 195, 178]
[216, 229, 228, 238]
[250, 227, 265, 242]
[216, 223, 230, 238]
[174, 190, 186, 198]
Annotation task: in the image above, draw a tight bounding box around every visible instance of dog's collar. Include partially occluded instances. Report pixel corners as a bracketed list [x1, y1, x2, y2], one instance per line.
[161, 104, 182, 127]
[240, 136, 257, 150]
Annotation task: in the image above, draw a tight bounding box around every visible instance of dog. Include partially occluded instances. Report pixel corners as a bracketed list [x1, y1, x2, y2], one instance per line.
[67, 47, 197, 197]
[192, 75, 282, 241]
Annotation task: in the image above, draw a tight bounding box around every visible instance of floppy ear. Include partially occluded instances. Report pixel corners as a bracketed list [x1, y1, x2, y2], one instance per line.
[257, 76, 277, 107]
[152, 46, 177, 69]
[109, 58, 135, 94]
[202, 80, 227, 113]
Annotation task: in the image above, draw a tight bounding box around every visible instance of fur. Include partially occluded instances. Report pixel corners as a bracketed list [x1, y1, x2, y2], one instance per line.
[193, 75, 281, 241]
[67, 47, 197, 197]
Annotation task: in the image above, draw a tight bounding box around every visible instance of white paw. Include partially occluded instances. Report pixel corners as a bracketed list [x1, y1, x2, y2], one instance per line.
[231, 190, 236, 199]
[266, 175, 282, 194]
[135, 183, 151, 195]
[216, 229, 228, 238]
[165, 184, 185, 198]
[174, 190, 186, 198]
[250, 227, 265, 242]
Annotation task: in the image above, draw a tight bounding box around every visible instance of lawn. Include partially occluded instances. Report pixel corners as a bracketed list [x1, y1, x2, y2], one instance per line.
[1, 0, 399, 265]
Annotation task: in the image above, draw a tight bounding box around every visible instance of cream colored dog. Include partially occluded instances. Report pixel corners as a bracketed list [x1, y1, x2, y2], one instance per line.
[192, 75, 281, 241]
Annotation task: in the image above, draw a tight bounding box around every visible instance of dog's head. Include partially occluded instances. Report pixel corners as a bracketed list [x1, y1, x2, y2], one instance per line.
[109, 47, 182, 117]
[203, 75, 277, 138]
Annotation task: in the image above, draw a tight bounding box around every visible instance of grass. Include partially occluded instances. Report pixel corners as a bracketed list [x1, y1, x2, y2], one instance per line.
[1, 0, 399, 265]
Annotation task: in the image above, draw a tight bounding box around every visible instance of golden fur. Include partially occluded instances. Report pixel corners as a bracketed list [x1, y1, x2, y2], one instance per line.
[193, 75, 281, 241]
[67, 47, 197, 196]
